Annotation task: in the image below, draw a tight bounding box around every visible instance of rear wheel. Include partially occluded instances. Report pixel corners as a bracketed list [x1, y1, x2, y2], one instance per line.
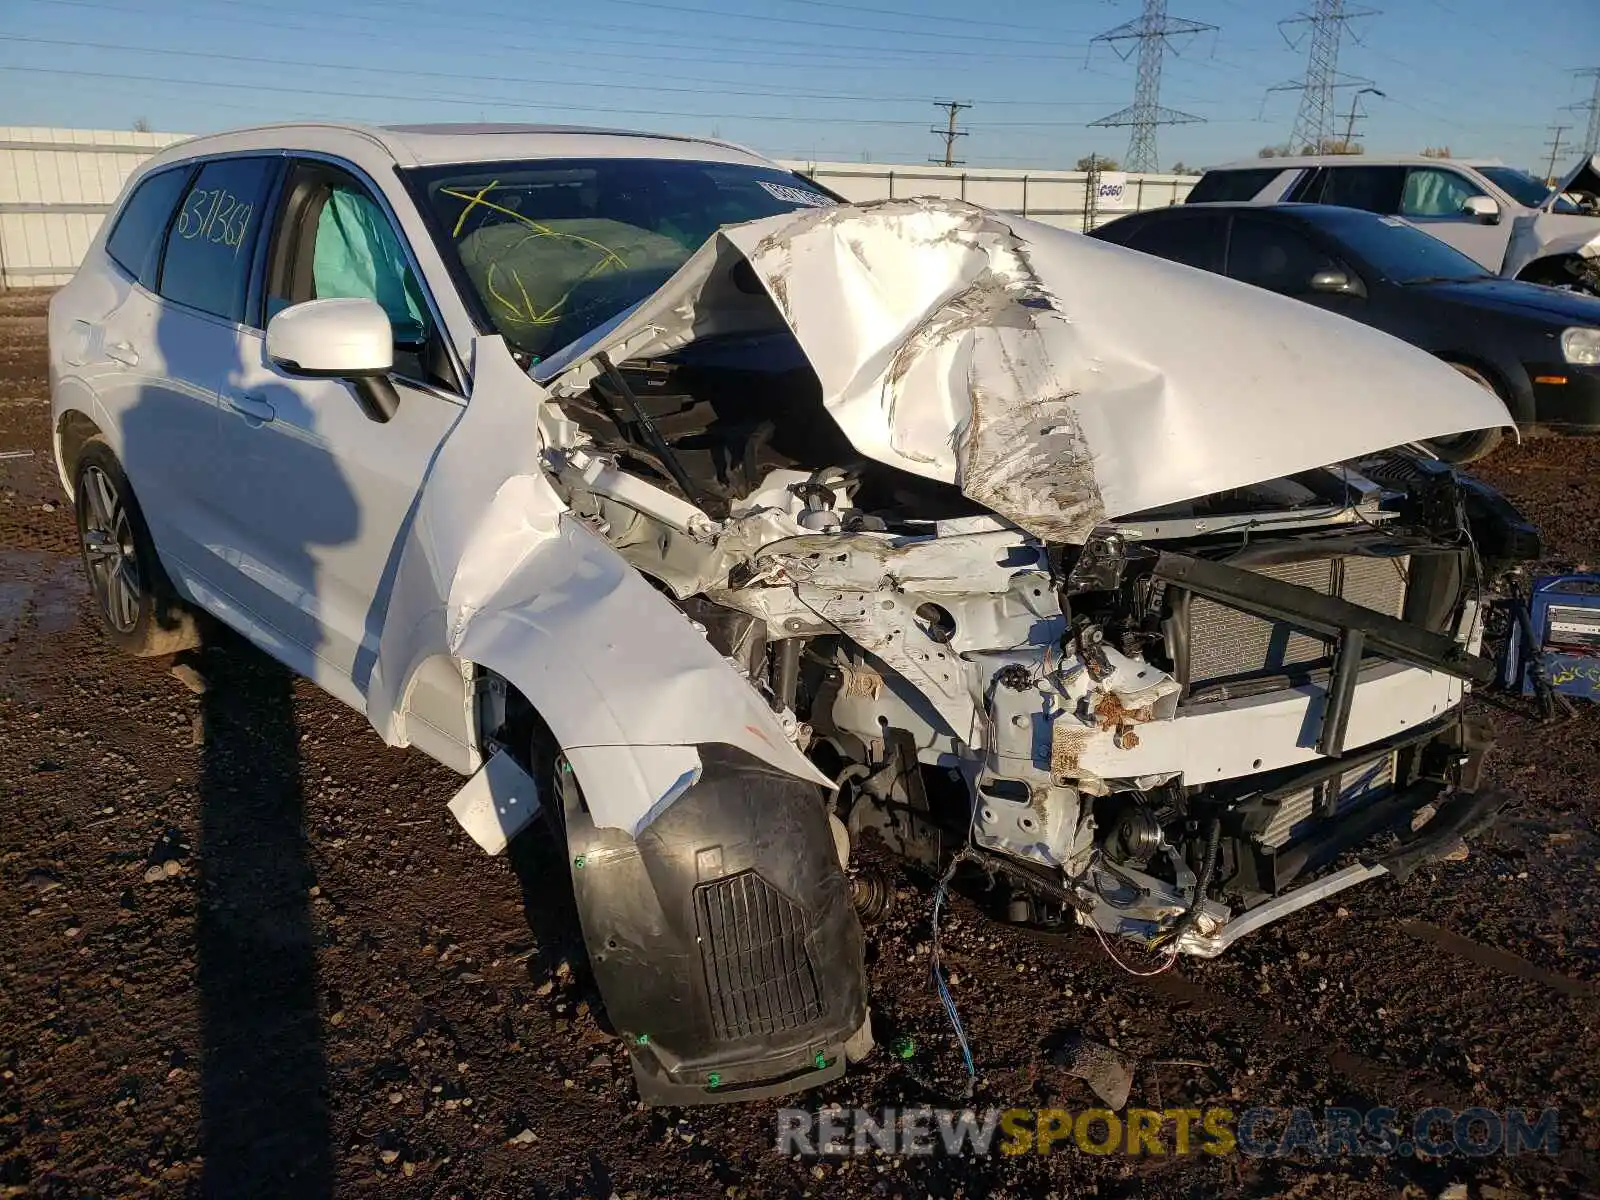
[72, 438, 200, 656]
[1425, 363, 1507, 464]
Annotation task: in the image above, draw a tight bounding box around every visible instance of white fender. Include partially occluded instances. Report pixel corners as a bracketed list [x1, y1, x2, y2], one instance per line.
[365, 335, 827, 837]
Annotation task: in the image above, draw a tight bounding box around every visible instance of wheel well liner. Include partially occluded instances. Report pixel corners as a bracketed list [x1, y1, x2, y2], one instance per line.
[56, 410, 103, 497]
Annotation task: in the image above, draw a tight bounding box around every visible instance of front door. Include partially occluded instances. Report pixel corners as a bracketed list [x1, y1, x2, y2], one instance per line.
[1398, 166, 1513, 271]
[213, 160, 465, 708]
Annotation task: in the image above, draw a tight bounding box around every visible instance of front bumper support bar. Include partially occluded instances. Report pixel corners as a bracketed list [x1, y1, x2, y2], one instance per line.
[1153, 550, 1494, 757]
[1179, 784, 1512, 958]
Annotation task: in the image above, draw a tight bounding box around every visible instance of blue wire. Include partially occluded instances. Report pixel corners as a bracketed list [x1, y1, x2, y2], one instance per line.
[930, 863, 976, 1095]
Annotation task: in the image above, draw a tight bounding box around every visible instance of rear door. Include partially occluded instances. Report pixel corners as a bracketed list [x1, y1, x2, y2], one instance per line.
[1290, 165, 1406, 214]
[92, 156, 280, 593]
[214, 157, 465, 707]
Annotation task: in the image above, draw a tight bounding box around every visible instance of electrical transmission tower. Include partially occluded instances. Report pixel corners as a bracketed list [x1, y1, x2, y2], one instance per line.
[1567, 68, 1600, 158]
[1088, 0, 1216, 174]
[931, 99, 971, 167]
[1269, 0, 1378, 154]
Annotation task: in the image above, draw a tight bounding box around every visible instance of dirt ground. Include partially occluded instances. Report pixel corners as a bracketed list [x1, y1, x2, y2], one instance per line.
[2, 287, 1598, 1199]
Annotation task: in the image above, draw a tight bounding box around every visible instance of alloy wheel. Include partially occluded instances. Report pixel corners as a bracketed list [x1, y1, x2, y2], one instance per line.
[78, 465, 141, 633]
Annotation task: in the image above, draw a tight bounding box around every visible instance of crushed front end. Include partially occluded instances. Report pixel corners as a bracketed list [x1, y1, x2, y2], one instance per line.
[450, 194, 1542, 1099]
[700, 451, 1538, 958]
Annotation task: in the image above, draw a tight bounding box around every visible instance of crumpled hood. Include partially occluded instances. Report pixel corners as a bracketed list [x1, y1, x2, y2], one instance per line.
[548, 197, 1512, 543]
[1548, 154, 1600, 213]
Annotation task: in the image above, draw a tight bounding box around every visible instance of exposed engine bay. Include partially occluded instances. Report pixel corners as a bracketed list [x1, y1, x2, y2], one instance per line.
[400, 193, 1538, 974]
[532, 321, 1537, 959]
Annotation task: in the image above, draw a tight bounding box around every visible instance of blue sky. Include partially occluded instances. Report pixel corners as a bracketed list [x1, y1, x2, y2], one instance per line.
[0, 0, 1595, 172]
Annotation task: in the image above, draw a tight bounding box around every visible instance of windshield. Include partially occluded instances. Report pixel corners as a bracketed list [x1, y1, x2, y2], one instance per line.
[1315, 211, 1492, 283]
[409, 158, 834, 362]
[1476, 166, 1553, 208]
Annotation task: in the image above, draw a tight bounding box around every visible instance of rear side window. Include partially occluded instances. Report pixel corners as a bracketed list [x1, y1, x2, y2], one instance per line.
[158, 157, 276, 323]
[1291, 166, 1405, 214]
[105, 166, 191, 288]
[1125, 213, 1228, 272]
[1184, 168, 1282, 204]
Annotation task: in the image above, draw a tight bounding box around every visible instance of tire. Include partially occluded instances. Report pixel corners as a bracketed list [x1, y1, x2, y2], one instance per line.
[72, 438, 201, 657]
[1425, 363, 1508, 464]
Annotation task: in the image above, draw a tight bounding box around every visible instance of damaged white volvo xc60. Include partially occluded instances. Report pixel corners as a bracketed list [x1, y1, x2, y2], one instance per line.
[50, 123, 1539, 1104]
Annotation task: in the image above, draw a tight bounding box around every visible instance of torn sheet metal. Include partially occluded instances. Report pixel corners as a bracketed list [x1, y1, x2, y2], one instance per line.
[548, 197, 1513, 545]
[1504, 215, 1600, 281]
[448, 747, 542, 855]
[368, 335, 828, 838]
[1501, 158, 1600, 278]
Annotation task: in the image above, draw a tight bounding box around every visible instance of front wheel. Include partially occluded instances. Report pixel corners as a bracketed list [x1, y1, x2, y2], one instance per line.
[1424, 364, 1508, 464]
[72, 438, 200, 656]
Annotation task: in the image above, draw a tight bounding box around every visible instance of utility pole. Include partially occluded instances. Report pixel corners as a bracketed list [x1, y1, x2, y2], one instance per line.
[1545, 124, 1570, 184]
[1082, 154, 1101, 232]
[1340, 86, 1383, 151]
[1566, 67, 1600, 158]
[1269, 0, 1378, 154]
[931, 99, 971, 167]
[1088, 0, 1216, 174]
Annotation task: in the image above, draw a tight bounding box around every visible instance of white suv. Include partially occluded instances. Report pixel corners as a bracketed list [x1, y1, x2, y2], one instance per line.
[51, 122, 1531, 1104]
[1187, 153, 1600, 292]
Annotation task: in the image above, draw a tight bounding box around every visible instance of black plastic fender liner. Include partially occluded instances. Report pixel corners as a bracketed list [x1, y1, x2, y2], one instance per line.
[557, 744, 869, 1106]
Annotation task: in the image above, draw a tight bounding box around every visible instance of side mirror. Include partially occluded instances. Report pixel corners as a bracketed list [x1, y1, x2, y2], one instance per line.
[266, 297, 399, 423]
[1309, 268, 1365, 297]
[1461, 195, 1500, 224]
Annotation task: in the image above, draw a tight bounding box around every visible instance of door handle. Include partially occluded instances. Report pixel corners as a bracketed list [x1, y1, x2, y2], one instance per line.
[104, 340, 139, 367]
[224, 390, 277, 424]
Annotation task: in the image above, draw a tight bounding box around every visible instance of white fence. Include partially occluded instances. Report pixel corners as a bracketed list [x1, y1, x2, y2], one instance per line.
[0, 127, 188, 287]
[0, 128, 1196, 288]
[784, 161, 1196, 231]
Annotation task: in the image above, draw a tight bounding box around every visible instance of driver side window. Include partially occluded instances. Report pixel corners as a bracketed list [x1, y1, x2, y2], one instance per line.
[1225, 216, 1343, 294]
[266, 162, 448, 388]
[1400, 168, 1484, 218]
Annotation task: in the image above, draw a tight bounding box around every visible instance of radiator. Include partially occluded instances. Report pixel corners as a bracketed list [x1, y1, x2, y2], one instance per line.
[1252, 753, 1398, 850]
[1186, 555, 1409, 698]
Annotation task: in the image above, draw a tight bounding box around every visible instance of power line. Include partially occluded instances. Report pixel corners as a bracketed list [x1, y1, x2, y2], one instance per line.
[592, 0, 1098, 46]
[1567, 68, 1600, 159]
[0, 64, 939, 126]
[1269, 0, 1378, 153]
[16, 0, 1100, 65]
[775, 0, 1094, 35]
[931, 99, 971, 167]
[0, 34, 1139, 112]
[1087, 0, 1217, 173]
[0, 62, 1127, 131]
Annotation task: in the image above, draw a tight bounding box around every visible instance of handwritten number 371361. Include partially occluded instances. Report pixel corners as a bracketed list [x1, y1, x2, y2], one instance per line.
[175, 187, 253, 256]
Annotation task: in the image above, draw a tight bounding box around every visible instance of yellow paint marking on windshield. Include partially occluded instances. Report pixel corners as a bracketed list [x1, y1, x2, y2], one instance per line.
[443, 182, 633, 332]
[440, 185, 629, 266]
[451, 180, 500, 238]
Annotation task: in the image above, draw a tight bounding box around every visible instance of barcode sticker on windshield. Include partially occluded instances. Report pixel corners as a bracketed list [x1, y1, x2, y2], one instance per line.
[758, 181, 833, 207]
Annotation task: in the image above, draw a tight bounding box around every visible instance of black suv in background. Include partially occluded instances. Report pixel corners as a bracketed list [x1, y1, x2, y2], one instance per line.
[1090, 202, 1600, 462]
